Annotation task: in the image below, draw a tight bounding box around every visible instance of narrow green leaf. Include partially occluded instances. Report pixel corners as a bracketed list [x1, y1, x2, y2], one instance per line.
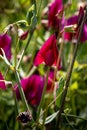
[39, 111, 59, 125]
[56, 77, 65, 107]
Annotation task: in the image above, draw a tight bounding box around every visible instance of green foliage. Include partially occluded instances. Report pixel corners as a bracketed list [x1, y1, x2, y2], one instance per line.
[56, 77, 65, 107]
[26, 4, 37, 29]
[0, 0, 87, 130]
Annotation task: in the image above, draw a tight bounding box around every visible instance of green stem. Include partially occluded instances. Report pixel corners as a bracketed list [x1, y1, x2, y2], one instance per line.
[16, 0, 37, 69]
[62, 113, 87, 121]
[64, 113, 75, 130]
[14, 38, 19, 67]
[55, 7, 87, 129]
[13, 89, 19, 115]
[15, 71, 30, 112]
[27, 66, 36, 77]
[42, 112, 47, 130]
[36, 67, 50, 124]
[13, 89, 22, 130]
[17, 31, 34, 69]
[52, 37, 64, 90]
[40, 89, 64, 118]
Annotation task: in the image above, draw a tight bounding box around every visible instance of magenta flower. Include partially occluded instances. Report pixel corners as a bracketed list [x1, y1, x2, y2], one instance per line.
[48, 0, 63, 29]
[64, 7, 87, 42]
[0, 72, 6, 90]
[34, 34, 59, 66]
[14, 75, 44, 107]
[14, 71, 56, 107]
[0, 34, 12, 60]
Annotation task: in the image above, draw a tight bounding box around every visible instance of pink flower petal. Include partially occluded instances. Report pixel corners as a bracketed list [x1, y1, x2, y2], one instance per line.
[0, 72, 6, 90]
[48, 0, 63, 29]
[34, 34, 59, 66]
[14, 75, 44, 107]
[0, 34, 12, 60]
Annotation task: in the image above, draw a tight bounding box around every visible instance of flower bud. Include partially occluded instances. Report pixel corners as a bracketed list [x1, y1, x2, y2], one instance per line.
[16, 111, 32, 125]
[18, 28, 29, 40]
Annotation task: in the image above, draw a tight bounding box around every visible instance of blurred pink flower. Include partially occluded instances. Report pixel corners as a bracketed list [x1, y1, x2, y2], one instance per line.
[14, 71, 55, 107]
[34, 34, 60, 66]
[0, 72, 6, 90]
[64, 15, 78, 41]
[48, 0, 63, 29]
[0, 34, 12, 60]
[64, 7, 87, 42]
[14, 75, 44, 107]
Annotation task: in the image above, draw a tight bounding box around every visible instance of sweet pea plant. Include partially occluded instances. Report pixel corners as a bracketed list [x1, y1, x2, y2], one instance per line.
[0, 0, 87, 130]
